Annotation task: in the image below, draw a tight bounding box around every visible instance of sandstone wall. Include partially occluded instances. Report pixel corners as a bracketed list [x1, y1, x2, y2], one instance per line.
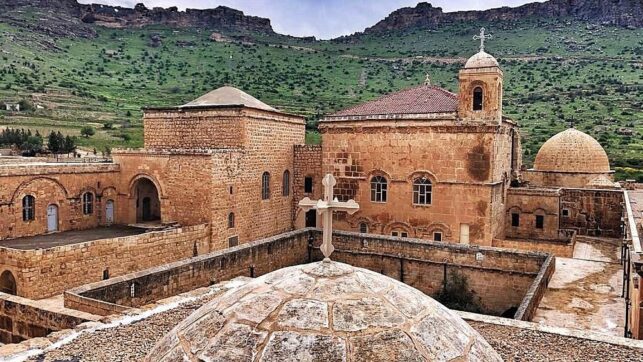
[0, 163, 120, 239]
[217, 112, 305, 248]
[66, 229, 313, 312]
[505, 187, 561, 240]
[0, 224, 210, 299]
[67, 229, 550, 320]
[560, 188, 623, 237]
[327, 230, 548, 315]
[0, 293, 90, 343]
[492, 237, 575, 258]
[523, 170, 614, 189]
[319, 122, 516, 245]
[293, 145, 323, 227]
[143, 108, 245, 150]
[113, 151, 215, 226]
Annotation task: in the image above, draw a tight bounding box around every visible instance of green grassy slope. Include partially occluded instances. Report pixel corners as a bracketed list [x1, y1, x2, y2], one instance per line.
[0, 13, 641, 178]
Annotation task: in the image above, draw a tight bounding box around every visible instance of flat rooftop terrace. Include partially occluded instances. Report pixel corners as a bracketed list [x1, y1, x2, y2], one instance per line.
[0, 226, 144, 250]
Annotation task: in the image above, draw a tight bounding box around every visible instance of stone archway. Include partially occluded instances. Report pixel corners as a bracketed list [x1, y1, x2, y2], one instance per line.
[0, 270, 17, 295]
[133, 178, 161, 223]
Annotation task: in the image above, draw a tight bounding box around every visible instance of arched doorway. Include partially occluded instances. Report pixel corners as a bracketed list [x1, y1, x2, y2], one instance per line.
[46, 204, 58, 232]
[105, 200, 114, 225]
[0, 270, 17, 295]
[134, 178, 161, 223]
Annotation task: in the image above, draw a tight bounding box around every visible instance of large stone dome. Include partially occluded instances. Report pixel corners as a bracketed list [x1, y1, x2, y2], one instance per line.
[533, 128, 611, 173]
[145, 261, 501, 362]
[464, 50, 499, 68]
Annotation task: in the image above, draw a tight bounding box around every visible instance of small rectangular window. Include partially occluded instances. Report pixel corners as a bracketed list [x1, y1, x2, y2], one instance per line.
[228, 236, 239, 247]
[536, 215, 544, 229]
[391, 231, 399, 237]
[401, 232, 408, 238]
[562, 209, 569, 217]
[304, 177, 313, 193]
[511, 213, 520, 227]
[434, 232, 442, 242]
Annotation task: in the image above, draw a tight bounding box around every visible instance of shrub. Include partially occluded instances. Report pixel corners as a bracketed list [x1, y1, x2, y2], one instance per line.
[435, 270, 484, 313]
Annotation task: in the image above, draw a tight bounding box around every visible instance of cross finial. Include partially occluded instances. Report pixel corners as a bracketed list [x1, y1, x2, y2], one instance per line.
[424, 73, 431, 86]
[473, 27, 493, 52]
[298, 174, 360, 262]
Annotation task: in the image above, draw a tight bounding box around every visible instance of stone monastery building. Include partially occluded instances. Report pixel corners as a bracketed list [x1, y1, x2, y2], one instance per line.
[2, 46, 642, 348]
[0, 48, 623, 274]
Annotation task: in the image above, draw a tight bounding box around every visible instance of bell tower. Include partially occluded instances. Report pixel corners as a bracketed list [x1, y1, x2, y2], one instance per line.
[458, 28, 503, 123]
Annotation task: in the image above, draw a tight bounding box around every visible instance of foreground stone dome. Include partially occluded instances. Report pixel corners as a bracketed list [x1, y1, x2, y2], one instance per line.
[533, 128, 610, 173]
[464, 50, 499, 68]
[146, 261, 501, 362]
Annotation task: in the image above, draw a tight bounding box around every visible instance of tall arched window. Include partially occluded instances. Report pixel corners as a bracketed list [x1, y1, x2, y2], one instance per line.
[228, 212, 235, 228]
[261, 172, 270, 200]
[413, 177, 432, 205]
[22, 195, 35, 221]
[473, 86, 483, 111]
[359, 222, 368, 234]
[370, 176, 387, 203]
[282, 170, 290, 196]
[82, 192, 94, 215]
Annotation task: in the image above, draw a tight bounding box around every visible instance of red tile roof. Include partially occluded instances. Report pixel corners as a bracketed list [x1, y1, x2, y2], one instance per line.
[329, 85, 458, 117]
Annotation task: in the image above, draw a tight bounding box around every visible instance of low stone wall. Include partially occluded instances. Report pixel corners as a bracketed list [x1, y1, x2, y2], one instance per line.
[0, 224, 211, 299]
[514, 254, 556, 320]
[65, 229, 313, 315]
[493, 233, 576, 258]
[328, 231, 551, 316]
[66, 229, 552, 320]
[0, 293, 91, 343]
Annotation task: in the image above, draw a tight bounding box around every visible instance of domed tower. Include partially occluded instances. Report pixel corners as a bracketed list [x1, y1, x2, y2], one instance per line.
[528, 128, 615, 188]
[458, 28, 503, 123]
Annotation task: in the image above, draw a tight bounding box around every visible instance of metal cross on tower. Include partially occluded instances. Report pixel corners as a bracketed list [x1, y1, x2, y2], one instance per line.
[298, 174, 360, 262]
[473, 27, 493, 52]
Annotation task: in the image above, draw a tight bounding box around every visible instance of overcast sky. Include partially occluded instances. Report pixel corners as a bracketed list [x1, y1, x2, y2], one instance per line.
[78, 0, 545, 39]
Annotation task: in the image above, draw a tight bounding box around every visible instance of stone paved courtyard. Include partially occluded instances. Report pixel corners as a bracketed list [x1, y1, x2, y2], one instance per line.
[0, 226, 144, 250]
[533, 237, 625, 336]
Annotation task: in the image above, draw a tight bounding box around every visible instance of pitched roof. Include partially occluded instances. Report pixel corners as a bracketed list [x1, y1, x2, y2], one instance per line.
[329, 85, 458, 118]
[182, 86, 276, 111]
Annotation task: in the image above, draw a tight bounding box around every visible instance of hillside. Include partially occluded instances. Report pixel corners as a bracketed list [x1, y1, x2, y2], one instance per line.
[0, 0, 641, 179]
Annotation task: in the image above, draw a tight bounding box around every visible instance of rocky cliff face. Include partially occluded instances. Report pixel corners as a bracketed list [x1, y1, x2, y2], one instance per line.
[0, 0, 276, 36]
[78, 2, 275, 34]
[363, 0, 643, 34]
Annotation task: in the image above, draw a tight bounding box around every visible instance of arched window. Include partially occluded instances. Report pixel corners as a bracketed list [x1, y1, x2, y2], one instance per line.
[261, 172, 270, 200]
[473, 86, 483, 111]
[282, 170, 290, 196]
[82, 192, 94, 215]
[359, 222, 368, 234]
[228, 212, 235, 228]
[22, 195, 35, 221]
[370, 176, 387, 203]
[413, 177, 432, 205]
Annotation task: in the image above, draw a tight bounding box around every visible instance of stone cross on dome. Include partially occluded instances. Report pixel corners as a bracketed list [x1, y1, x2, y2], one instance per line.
[473, 27, 493, 52]
[298, 173, 359, 262]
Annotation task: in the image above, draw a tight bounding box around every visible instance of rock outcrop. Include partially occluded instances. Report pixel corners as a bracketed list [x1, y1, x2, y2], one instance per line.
[78, 3, 275, 34]
[361, 0, 643, 35]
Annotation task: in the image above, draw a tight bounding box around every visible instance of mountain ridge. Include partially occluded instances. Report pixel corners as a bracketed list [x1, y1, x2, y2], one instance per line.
[358, 0, 642, 37]
[1, 0, 641, 41]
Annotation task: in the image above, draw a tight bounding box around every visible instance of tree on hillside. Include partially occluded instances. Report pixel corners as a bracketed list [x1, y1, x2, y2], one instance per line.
[63, 135, 77, 154]
[80, 126, 96, 138]
[47, 131, 62, 153]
